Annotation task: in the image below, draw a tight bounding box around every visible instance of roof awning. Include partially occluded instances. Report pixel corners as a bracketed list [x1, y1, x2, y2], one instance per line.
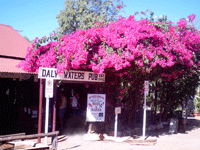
[0, 57, 36, 74]
[0, 58, 37, 80]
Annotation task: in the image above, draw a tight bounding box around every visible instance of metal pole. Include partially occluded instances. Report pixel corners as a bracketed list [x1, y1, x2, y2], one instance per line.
[143, 92, 147, 140]
[45, 97, 50, 146]
[114, 114, 118, 138]
[37, 79, 43, 143]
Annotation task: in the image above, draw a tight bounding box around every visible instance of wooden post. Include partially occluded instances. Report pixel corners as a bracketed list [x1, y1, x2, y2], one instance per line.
[44, 96, 50, 146]
[52, 81, 57, 132]
[37, 79, 43, 143]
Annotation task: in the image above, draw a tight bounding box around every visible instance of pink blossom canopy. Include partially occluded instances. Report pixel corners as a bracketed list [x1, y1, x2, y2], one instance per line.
[18, 15, 200, 79]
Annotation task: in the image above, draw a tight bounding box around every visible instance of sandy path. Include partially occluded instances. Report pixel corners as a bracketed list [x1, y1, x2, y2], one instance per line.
[57, 116, 200, 150]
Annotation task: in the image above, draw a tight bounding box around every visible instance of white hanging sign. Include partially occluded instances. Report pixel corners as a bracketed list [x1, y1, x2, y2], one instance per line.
[144, 80, 149, 95]
[86, 94, 106, 122]
[45, 78, 54, 98]
[115, 107, 121, 114]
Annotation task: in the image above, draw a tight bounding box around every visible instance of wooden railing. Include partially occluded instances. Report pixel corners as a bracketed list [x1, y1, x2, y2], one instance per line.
[0, 131, 59, 150]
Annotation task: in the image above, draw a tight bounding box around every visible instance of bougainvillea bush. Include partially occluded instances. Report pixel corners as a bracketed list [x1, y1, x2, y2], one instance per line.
[18, 14, 199, 77]
[18, 14, 199, 97]
[18, 13, 200, 123]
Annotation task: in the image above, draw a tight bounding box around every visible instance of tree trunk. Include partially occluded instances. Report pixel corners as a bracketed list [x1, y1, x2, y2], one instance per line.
[134, 100, 137, 125]
[159, 81, 165, 123]
[128, 90, 135, 127]
[154, 80, 158, 123]
[162, 98, 173, 121]
[162, 81, 174, 121]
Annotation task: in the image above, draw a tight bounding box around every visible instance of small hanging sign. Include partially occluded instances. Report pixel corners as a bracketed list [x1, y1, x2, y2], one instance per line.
[144, 80, 149, 95]
[45, 78, 54, 98]
[115, 107, 121, 114]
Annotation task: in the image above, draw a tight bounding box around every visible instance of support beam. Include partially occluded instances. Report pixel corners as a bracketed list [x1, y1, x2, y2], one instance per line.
[44, 97, 50, 146]
[37, 79, 43, 143]
[52, 81, 57, 132]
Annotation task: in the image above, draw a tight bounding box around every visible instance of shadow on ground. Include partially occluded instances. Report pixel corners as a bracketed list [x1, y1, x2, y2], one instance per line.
[185, 117, 200, 130]
[146, 117, 200, 138]
[60, 115, 87, 136]
[58, 115, 200, 141]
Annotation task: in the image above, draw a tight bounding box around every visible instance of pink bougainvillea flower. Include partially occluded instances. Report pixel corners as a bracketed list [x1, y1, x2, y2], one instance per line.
[188, 14, 196, 22]
[17, 13, 199, 85]
[177, 18, 187, 29]
[117, 5, 122, 9]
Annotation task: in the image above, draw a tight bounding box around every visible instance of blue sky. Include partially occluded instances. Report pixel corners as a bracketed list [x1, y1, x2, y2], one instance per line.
[1, 0, 199, 41]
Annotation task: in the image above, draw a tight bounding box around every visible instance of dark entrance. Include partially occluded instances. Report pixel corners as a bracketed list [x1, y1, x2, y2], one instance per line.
[55, 83, 98, 134]
[0, 77, 39, 135]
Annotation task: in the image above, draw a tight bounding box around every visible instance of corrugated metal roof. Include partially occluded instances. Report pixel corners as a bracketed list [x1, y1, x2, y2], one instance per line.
[0, 57, 36, 74]
[0, 24, 32, 58]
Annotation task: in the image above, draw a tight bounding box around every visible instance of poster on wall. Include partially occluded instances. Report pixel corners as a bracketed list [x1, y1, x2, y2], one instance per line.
[86, 94, 106, 122]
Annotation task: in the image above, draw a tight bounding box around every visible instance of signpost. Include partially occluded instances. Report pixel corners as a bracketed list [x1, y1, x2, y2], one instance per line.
[38, 69, 55, 146]
[44, 78, 54, 146]
[143, 80, 149, 140]
[114, 107, 121, 137]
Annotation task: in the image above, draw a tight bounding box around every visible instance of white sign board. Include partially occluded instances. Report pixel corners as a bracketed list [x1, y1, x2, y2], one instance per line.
[115, 107, 121, 114]
[38, 67, 105, 82]
[86, 94, 106, 122]
[144, 80, 149, 95]
[45, 78, 54, 98]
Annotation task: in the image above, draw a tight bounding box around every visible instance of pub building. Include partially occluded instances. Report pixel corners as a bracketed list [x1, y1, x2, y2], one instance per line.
[0, 24, 108, 136]
[0, 24, 38, 135]
[38, 68, 106, 134]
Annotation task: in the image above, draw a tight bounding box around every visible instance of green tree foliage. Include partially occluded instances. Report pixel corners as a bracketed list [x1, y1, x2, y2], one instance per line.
[56, 0, 125, 35]
[23, 36, 33, 43]
[35, 0, 125, 46]
[194, 86, 200, 111]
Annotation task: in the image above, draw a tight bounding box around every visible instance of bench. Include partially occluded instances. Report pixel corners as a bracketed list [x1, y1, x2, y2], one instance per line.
[0, 132, 26, 138]
[0, 131, 59, 150]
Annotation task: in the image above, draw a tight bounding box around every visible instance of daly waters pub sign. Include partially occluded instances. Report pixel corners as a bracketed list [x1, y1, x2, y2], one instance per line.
[38, 67, 105, 82]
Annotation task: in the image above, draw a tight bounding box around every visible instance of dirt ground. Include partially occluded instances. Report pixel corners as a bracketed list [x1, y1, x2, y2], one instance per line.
[56, 116, 200, 150]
